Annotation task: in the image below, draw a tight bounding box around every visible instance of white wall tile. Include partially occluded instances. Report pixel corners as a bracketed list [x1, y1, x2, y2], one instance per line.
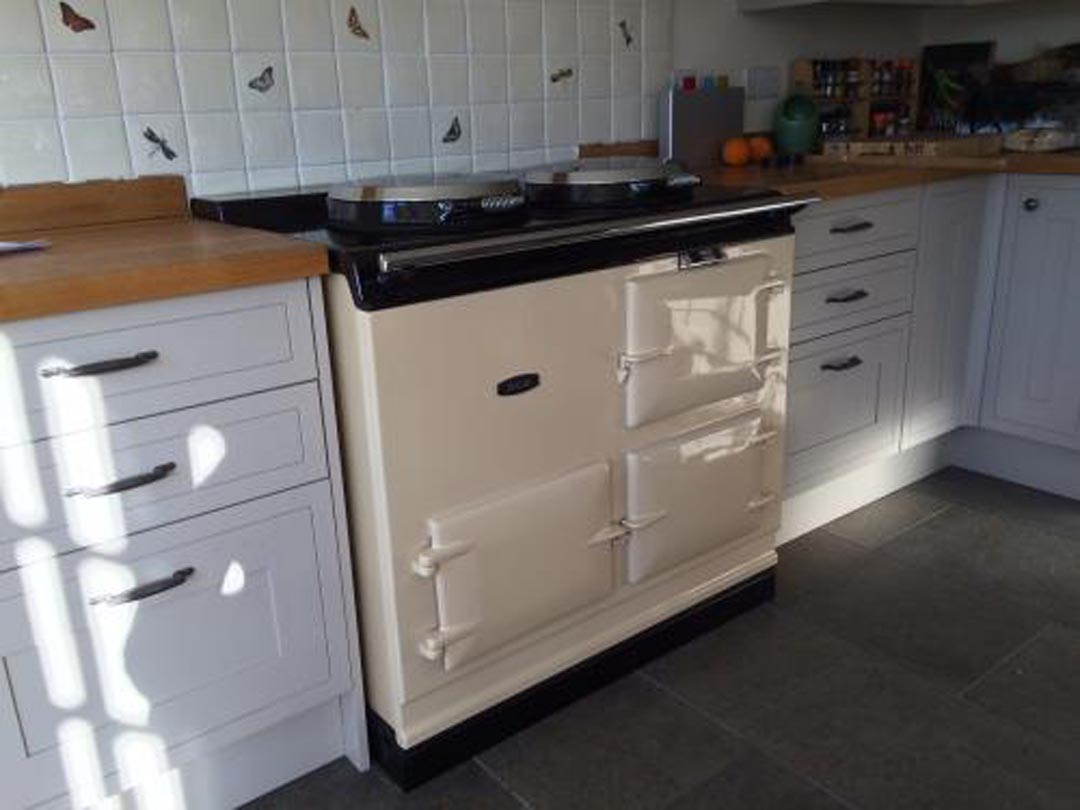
[248, 165, 297, 189]
[508, 55, 541, 102]
[349, 158, 389, 178]
[579, 97, 610, 142]
[579, 3, 611, 55]
[469, 55, 506, 103]
[579, 55, 610, 99]
[0, 0, 45, 53]
[51, 54, 121, 117]
[331, 0, 380, 52]
[239, 109, 296, 167]
[612, 93, 640, 140]
[0, 119, 66, 184]
[380, 0, 423, 52]
[177, 53, 238, 112]
[543, 1, 577, 55]
[432, 107, 469, 155]
[116, 53, 182, 114]
[509, 147, 544, 168]
[507, 2, 540, 54]
[545, 98, 577, 146]
[434, 154, 472, 173]
[344, 107, 389, 160]
[170, 0, 230, 50]
[546, 144, 576, 162]
[294, 109, 345, 164]
[387, 106, 431, 158]
[338, 53, 385, 107]
[643, 51, 670, 96]
[466, 0, 506, 54]
[282, 0, 333, 51]
[234, 52, 288, 109]
[391, 156, 432, 174]
[612, 1, 641, 53]
[0, 56, 56, 118]
[509, 100, 542, 149]
[228, 0, 284, 51]
[299, 162, 347, 184]
[641, 94, 658, 138]
[471, 103, 507, 152]
[126, 113, 190, 174]
[429, 56, 469, 106]
[38, 0, 110, 52]
[191, 168, 248, 194]
[187, 111, 245, 170]
[107, 0, 172, 50]
[384, 55, 428, 106]
[613, 53, 641, 97]
[426, 0, 465, 54]
[473, 150, 507, 171]
[288, 52, 340, 110]
[644, 0, 671, 52]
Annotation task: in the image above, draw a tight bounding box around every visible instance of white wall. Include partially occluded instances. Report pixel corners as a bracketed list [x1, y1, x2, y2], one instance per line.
[920, 0, 1080, 64]
[673, 0, 921, 130]
[0, 0, 673, 192]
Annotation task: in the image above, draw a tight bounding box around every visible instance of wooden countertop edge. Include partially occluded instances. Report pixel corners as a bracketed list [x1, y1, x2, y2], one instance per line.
[0, 244, 328, 323]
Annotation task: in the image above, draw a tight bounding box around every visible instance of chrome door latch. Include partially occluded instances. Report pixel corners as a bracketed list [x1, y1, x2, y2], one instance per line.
[616, 345, 674, 384]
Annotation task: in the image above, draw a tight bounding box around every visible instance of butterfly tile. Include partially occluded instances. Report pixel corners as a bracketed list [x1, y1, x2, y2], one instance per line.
[331, 0, 379, 52]
[431, 107, 469, 155]
[234, 52, 288, 110]
[39, 0, 109, 51]
[177, 53, 238, 112]
[115, 53, 182, 114]
[0, 56, 57, 118]
[228, 0, 284, 51]
[125, 113, 190, 175]
[106, 0, 172, 50]
[0, 119, 66, 184]
[169, 0, 230, 50]
[544, 56, 578, 99]
[50, 53, 121, 117]
[1, 0, 45, 52]
[612, 1, 642, 53]
[426, 0, 466, 54]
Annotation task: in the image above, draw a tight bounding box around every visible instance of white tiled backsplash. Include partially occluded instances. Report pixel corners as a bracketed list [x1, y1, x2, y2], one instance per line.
[0, 0, 673, 193]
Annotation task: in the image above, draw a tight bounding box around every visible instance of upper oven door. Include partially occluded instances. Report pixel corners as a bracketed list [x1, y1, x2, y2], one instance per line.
[621, 246, 788, 428]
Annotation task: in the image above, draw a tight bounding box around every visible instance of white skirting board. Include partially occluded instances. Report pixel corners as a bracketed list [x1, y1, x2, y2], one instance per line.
[777, 437, 951, 545]
[946, 427, 1080, 502]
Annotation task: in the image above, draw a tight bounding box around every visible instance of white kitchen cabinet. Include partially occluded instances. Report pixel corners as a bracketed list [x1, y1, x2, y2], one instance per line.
[983, 175, 1080, 450]
[902, 176, 990, 449]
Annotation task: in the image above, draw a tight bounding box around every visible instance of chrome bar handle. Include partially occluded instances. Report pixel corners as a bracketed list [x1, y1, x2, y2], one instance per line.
[64, 462, 177, 498]
[41, 350, 160, 378]
[90, 567, 195, 607]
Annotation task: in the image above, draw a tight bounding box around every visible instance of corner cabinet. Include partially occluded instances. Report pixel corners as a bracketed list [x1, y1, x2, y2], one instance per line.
[982, 175, 1080, 450]
[902, 176, 990, 449]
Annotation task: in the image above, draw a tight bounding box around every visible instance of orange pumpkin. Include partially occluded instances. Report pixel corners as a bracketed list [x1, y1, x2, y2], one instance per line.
[748, 135, 774, 162]
[722, 137, 751, 167]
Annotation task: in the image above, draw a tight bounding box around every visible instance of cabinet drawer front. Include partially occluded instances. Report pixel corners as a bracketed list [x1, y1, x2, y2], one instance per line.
[626, 412, 780, 584]
[423, 462, 615, 671]
[624, 248, 789, 428]
[786, 317, 908, 487]
[0, 483, 347, 800]
[0, 384, 327, 568]
[795, 189, 921, 273]
[791, 251, 915, 343]
[3, 281, 316, 447]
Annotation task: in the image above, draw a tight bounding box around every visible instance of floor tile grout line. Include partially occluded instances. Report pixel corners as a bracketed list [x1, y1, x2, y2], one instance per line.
[635, 671, 866, 810]
[472, 754, 537, 809]
[842, 500, 955, 552]
[958, 623, 1051, 700]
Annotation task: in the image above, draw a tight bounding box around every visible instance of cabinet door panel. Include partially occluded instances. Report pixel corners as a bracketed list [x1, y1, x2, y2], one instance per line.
[984, 177, 1080, 448]
[903, 177, 988, 448]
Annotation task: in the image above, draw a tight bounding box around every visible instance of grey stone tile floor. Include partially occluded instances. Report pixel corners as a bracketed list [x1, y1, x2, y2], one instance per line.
[245, 467, 1080, 809]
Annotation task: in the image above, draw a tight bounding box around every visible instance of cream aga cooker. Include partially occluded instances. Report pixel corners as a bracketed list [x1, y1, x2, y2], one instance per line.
[193, 166, 813, 787]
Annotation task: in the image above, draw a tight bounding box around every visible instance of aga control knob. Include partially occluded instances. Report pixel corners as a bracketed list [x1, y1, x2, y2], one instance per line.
[1023, 197, 1041, 212]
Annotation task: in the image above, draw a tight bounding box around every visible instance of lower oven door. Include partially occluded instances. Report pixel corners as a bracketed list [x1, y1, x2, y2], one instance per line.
[623, 247, 786, 428]
[624, 411, 779, 584]
[418, 462, 616, 671]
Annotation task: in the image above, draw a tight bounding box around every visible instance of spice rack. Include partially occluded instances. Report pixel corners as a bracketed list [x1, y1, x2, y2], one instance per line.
[791, 58, 920, 143]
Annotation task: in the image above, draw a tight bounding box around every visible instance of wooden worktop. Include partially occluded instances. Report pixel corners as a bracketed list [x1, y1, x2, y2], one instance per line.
[0, 177, 327, 322]
[702, 150, 1080, 200]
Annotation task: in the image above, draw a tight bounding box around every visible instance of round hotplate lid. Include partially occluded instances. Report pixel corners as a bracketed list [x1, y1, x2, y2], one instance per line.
[329, 173, 521, 203]
[524, 158, 689, 187]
